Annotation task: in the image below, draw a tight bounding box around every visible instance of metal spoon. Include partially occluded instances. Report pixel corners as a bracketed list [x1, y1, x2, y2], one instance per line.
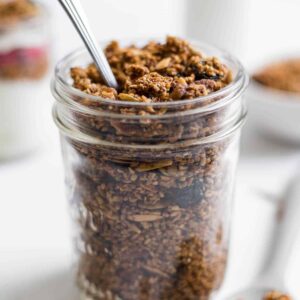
[226, 174, 300, 300]
[58, 0, 118, 89]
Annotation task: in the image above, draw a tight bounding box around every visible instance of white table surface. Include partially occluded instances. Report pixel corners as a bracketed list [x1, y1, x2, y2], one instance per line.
[1, 116, 300, 300]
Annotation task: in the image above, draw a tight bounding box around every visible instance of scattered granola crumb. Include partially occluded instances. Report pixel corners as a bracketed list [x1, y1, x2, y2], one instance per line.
[253, 58, 300, 93]
[263, 291, 292, 300]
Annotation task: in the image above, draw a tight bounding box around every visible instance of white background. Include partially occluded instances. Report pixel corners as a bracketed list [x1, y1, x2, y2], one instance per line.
[46, 0, 185, 58]
[1, 0, 300, 299]
[187, 0, 300, 68]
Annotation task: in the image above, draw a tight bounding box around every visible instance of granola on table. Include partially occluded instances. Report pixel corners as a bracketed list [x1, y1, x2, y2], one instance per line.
[263, 291, 292, 300]
[63, 36, 239, 300]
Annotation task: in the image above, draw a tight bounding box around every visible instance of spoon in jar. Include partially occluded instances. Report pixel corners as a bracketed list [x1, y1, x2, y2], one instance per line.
[57, 0, 118, 89]
[226, 173, 300, 300]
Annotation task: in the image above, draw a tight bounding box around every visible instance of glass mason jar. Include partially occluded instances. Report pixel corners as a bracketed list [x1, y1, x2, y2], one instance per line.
[52, 39, 248, 300]
[0, 2, 50, 159]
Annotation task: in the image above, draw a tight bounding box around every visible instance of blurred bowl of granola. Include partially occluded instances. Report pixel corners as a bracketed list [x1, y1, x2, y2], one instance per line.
[247, 55, 300, 144]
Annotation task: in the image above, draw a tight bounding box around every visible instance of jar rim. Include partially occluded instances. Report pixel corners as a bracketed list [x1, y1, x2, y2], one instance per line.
[52, 104, 247, 148]
[53, 38, 248, 112]
[52, 38, 248, 147]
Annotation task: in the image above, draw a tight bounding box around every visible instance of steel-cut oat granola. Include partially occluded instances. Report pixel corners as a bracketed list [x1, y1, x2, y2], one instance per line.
[64, 36, 238, 300]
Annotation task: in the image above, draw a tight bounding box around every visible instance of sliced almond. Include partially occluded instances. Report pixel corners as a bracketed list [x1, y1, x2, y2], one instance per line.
[156, 57, 171, 70]
[143, 265, 169, 278]
[136, 160, 173, 172]
[127, 214, 163, 222]
[118, 93, 141, 102]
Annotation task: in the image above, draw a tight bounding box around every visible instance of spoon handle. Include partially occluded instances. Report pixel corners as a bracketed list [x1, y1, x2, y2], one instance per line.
[257, 173, 300, 288]
[58, 0, 118, 89]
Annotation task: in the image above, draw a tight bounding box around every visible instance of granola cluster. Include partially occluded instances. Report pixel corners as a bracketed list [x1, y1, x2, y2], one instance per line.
[0, 0, 38, 27]
[63, 37, 237, 300]
[253, 58, 300, 93]
[263, 291, 292, 300]
[71, 36, 232, 103]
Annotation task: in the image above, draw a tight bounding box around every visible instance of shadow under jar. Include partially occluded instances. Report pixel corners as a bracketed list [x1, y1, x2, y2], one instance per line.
[52, 40, 248, 300]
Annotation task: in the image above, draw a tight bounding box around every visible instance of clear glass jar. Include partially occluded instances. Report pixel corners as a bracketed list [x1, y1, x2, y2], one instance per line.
[0, 2, 50, 159]
[52, 39, 248, 300]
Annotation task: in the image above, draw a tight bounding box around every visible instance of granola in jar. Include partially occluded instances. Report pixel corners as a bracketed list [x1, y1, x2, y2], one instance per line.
[52, 36, 248, 300]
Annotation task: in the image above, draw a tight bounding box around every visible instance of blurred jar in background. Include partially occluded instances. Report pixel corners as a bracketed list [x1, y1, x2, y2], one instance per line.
[186, 0, 248, 61]
[0, 0, 50, 160]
